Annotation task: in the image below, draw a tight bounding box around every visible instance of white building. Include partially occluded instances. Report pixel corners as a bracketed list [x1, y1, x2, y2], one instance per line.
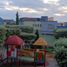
[19, 17, 42, 32]
[19, 16, 58, 34]
[41, 21, 58, 34]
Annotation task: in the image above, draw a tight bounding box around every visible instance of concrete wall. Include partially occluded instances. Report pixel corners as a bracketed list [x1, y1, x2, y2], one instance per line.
[20, 21, 41, 32]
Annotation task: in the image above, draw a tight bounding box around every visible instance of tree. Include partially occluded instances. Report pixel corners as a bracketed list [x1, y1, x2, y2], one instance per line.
[33, 30, 39, 43]
[0, 28, 6, 43]
[20, 34, 36, 40]
[54, 47, 67, 67]
[54, 38, 67, 67]
[6, 29, 20, 37]
[35, 30, 39, 40]
[21, 26, 34, 33]
[54, 29, 67, 39]
[16, 12, 19, 25]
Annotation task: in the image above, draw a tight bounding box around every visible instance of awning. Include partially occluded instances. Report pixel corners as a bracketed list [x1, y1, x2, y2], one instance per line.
[33, 37, 48, 46]
[5, 35, 25, 46]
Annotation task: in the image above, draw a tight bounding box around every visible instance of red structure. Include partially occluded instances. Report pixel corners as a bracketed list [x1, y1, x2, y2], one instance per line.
[5, 35, 24, 46]
[4, 35, 25, 65]
[34, 49, 46, 67]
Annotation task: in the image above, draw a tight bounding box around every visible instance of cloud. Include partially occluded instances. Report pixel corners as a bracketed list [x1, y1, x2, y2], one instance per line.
[0, 0, 13, 9]
[4, 1, 48, 14]
[4, 5, 41, 14]
[54, 13, 65, 16]
[38, 8, 48, 11]
[41, 0, 60, 5]
[59, 6, 67, 10]
[4, 5, 19, 11]
[5, 6, 48, 14]
[0, 0, 13, 5]
[53, 6, 67, 18]
[0, 0, 47, 14]
[0, 0, 67, 22]
[4, 1, 13, 6]
[20, 8, 39, 13]
[25, 8, 48, 13]
[58, 6, 67, 14]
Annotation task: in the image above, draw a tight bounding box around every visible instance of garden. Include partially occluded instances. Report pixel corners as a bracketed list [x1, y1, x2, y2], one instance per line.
[54, 28, 67, 67]
[0, 25, 67, 67]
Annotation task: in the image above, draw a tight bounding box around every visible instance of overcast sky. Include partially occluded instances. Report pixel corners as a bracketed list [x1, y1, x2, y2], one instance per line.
[0, 0, 67, 22]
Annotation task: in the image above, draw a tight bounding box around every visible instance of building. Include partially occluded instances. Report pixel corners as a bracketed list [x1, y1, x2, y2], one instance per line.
[19, 16, 48, 33]
[41, 21, 58, 34]
[4, 19, 15, 25]
[57, 26, 67, 28]
[64, 22, 67, 26]
[48, 17, 54, 21]
[58, 22, 64, 26]
[0, 17, 4, 25]
[19, 16, 58, 34]
[19, 17, 41, 32]
[41, 16, 48, 22]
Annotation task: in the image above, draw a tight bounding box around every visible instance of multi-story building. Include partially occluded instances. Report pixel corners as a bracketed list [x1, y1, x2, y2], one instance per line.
[48, 17, 54, 21]
[19, 16, 48, 33]
[41, 16, 48, 22]
[19, 16, 58, 34]
[41, 21, 58, 34]
[19, 17, 41, 32]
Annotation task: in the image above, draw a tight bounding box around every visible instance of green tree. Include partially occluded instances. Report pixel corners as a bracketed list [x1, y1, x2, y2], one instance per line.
[0, 28, 6, 43]
[54, 29, 67, 39]
[16, 12, 19, 25]
[54, 38, 67, 67]
[35, 30, 39, 40]
[21, 26, 33, 33]
[33, 30, 39, 43]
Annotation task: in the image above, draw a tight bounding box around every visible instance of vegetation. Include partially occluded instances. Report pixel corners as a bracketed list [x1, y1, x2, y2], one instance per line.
[54, 28, 67, 39]
[35, 30, 39, 39]
[16, 12, 19, 25]
[20, 26, 34, 33]
[18, 26, 36, 46]
[54, 38, 67, 67]
[20, 33, 36, 40]
[5, 25, 20, 37]
[33, 30, 39, 43]
[0, 27, 6, 43]
[6, 29, 20, 37]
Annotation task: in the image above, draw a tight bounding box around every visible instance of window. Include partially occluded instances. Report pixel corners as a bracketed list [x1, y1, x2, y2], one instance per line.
[38, 24, 39, 27]
[40, 24, 41, 27]
[48, 24, 55, 30]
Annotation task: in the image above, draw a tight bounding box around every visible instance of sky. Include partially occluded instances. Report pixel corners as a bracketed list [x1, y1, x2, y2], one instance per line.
[0, 0, 67, 22]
